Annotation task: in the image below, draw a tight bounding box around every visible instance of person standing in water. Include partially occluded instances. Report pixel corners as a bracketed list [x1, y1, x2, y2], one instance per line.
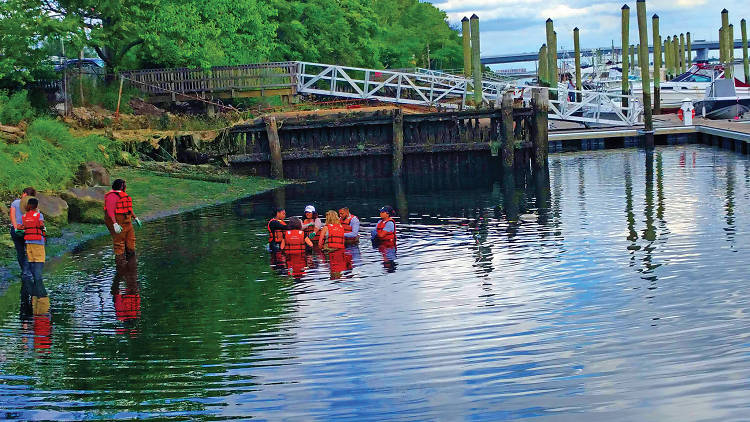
[267, 207, 287, 253]
[338, 207, 360, 244]
[20, 198, 50, 315]
[371, 205, 396, 245]
[9, 187, 35, 280]
[104, 179, 141, 261]
[302, 205, 323, 240]
[318, 210, 345, 250]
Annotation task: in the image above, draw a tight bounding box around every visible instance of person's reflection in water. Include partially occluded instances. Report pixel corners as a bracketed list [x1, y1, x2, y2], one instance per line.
[111, 255, 141, 337]
[326, 249, 353, 280]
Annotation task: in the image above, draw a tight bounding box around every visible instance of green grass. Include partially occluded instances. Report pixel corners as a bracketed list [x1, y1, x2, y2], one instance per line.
[1, 166, 288, 275]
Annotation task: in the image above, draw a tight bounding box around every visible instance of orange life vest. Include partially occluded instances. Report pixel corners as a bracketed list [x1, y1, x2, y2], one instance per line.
[105, 190, 133, 215]
[22, 211, 45, 242]
[325, 223, 345, 250]
[341, 214, 357, 233]
[303, 218, 317, 235]
[267, 218, 287, 243]
[284, 229, 307, 254]
[376, 218, 396, 243]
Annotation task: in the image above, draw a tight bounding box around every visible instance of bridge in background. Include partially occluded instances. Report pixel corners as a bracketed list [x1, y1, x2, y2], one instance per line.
[480, 38, 742, 64]
[121, 61, 642, 127]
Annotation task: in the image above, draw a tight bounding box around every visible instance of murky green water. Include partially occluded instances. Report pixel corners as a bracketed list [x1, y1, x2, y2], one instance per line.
[2, 145, 750, 420]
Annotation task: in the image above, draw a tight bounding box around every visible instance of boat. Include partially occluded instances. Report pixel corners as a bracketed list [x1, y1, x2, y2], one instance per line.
[694, 78, 750, 120]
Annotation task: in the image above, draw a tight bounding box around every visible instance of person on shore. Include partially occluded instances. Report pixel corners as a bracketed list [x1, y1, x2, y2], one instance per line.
[104, 179, 141, 261]
[371, 205, 397, 246]
[338, 207, 360, 244]
[20, 198, 50, 315]
[267, 207, 287, 253]
[281, 217, 314, 253]
[318, 210, 345, 251]
[302, 205, 323, 240]
[9, 187, 35, 279]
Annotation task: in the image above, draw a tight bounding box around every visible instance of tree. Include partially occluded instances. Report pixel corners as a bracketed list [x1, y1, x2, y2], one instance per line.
[0, 0, 54, 85]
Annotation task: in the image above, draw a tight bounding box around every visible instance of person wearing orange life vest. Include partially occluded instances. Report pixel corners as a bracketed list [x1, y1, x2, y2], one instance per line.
[104, 179, 141, 261]
[19, 198, 50, 315]
[267, 207, 287, 253]
[281, 217, 314, 254]
[302, 205, 323, 240]
[318, 210, 346, 250]
[338, 207, 360, 244]
[371, 205, 396, 245]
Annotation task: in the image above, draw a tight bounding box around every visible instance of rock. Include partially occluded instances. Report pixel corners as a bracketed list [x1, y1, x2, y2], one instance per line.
[75, 162, 110, 187]
[129, 97, 166, 116]
[60, 186, 108, 224]
[35, 194, 69, 226]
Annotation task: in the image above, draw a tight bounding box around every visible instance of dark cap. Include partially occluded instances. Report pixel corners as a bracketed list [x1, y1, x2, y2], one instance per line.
[273, 206, 285, 215]
[379, 205, 396, 216]
[461, 16, 469, 22]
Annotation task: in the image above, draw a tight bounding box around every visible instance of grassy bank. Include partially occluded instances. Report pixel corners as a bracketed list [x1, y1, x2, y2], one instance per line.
[2, 166, 288, 276]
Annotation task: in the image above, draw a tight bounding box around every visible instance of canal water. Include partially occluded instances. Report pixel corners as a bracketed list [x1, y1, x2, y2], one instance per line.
[2, 145, 750, 420]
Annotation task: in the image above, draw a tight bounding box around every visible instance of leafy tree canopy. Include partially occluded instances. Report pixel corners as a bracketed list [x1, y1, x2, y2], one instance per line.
[0, 0, 462, 85]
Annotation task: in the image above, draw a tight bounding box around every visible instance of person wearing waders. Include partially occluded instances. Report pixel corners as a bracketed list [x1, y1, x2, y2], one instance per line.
[267, 207, 287, 253]
[104, 179, 141, 263]
[19, 198, 50, 315]
[9, 187, 36, 281]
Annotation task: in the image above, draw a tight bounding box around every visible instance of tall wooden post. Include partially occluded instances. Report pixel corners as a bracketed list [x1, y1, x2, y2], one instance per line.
[665, 36, 671, 79]
[742, 19, 749, 85]
[635, 44, 640, 68]
[546, 19, 558, 87]
[392, 109, 404, 176]
[470, 14, 482, 107]
[532, 88, 549, 169]
[673, 35, 679, 75]
[652, 14, 661, 114]
[538, 44, 548, 86]
[637, 0, 653, 149]
[720, 27, 726, 66]
[722, 9, 732, 79]
[264, 116, 284, 179]
[686, 32, 692, 68]
[621, 4, 630, 107]
[501, 91, 514, 168]
[730, 24, 735, 75]
[574, 27, 582, 102]
[679, 33, 685, 74]
[462, 17, 471, 78]
[630, 45, 635, 71]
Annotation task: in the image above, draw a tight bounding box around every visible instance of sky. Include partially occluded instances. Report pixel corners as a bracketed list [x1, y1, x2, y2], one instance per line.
[428, 0, 750, 68]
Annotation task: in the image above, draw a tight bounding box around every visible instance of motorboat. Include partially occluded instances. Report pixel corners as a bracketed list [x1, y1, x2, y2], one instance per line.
[694, 78, 750, 119]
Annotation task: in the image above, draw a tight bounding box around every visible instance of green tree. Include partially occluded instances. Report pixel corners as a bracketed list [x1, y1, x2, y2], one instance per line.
[0, 0, 54, 85]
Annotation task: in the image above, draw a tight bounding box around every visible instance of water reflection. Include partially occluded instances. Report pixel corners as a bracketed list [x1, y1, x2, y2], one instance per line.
[2, 146, 750, 420]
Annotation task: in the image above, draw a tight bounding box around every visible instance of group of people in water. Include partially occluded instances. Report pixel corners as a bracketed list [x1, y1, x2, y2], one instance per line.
[267, 204, 398, 277]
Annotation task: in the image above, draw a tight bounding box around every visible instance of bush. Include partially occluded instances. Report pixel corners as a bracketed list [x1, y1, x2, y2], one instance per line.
[0, 118, 118, 196]
[0, 90, 35, 125]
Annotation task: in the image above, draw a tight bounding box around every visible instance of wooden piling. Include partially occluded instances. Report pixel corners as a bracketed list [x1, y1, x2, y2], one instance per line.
[652, 14, 661, 114]
[392, 108, 404, 176]
[686, 32, 692, 68]
[532, 88, 549, 169]
[546, 19, 558, 87]
[665, 36, 672, 79]
[621, 4, 630, 107]
[470, 14, 482, 107]
[637, 0, 654, 149]
[574, 28, 582, 101]
[743, 19, 749, 85]
[722, 9, 732, 79]
[635, 44, 640, 68]
[730, 24, 735, 74]
[501, 91, 514, 168]
[673, 35, 679, 76]
[630, 45, 635, 71]
[538, 44, 549, 86]
[679, 33, 685, 74]
[462, 17, 471, 78]
[264, 116, 284, 179]
[720, 27, 726, 65]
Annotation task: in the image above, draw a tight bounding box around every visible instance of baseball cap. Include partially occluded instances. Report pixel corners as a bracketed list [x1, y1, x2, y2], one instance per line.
[304, 205, 316, 213]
